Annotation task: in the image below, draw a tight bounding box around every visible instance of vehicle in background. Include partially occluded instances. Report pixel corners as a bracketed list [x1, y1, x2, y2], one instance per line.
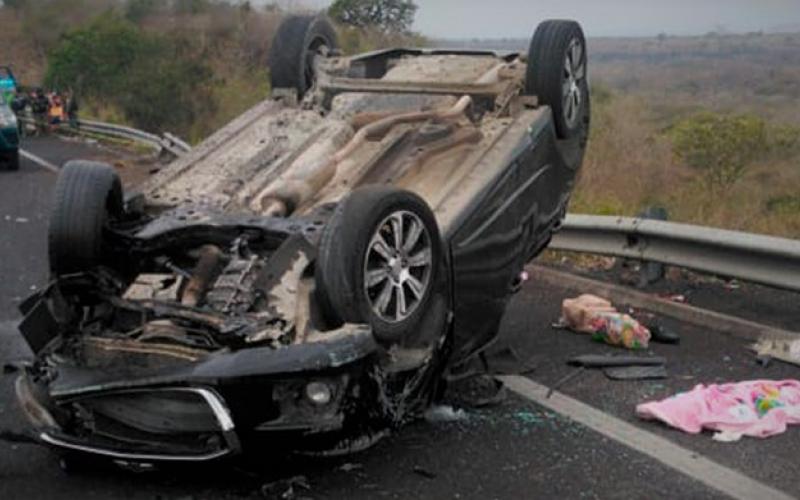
[0, 94, 20, 171]
[0, 66, 18, 100]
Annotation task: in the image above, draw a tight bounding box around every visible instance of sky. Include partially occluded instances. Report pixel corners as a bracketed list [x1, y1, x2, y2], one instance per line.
[265, 0, 800, 38]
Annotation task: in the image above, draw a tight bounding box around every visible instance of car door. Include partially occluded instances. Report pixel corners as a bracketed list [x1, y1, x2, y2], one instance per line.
[446, 110, 576, 364]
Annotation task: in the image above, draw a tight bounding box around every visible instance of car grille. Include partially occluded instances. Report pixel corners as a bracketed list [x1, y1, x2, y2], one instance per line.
[56, 388, 237, 460]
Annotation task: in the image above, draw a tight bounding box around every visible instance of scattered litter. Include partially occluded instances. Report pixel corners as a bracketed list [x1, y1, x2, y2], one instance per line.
[647, 324, 681, 345]
[514, 411, 543, 425]
[546, 366, 586, 398]
[724, 280, 741, 291]
[545, 355, 668, 393]
[604, 365, 668, 381]
[751, 338, 800, 368]
[260, 475, 311, 500]
[424, 405, 468, 423]
[338, 462, 363, 473]
[636, 380, 800, 442]
[412, 466, 437, 479]
[568, 354, 666, 369]
[14, 217, 28, 224]
[560, 294, 650, 349]
[658, 294, 687, 303]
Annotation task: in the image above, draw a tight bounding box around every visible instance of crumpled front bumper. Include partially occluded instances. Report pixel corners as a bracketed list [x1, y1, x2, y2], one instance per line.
[16, 325, 378, 462]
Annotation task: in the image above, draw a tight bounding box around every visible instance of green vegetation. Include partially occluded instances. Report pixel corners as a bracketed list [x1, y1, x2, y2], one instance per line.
[45, 13, 216, 135]
[329, 0, 417, 34]
[1, 0, 423, 140]
[669, 112, 767, 194]
[2, 0, 279, 141]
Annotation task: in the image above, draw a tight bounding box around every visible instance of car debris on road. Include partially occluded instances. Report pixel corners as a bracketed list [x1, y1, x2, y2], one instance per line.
[751, 337, 800, 368]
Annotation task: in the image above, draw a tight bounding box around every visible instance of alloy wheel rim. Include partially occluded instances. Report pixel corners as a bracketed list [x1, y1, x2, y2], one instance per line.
[363, 210, 433, 323]
[562, 37, 586, 128]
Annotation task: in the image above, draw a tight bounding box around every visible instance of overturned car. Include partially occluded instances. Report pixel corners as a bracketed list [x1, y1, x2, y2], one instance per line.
[15, 16, 590, 464]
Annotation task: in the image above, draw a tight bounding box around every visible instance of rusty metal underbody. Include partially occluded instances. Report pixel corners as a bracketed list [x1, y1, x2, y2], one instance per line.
[142, 53, 545, 236]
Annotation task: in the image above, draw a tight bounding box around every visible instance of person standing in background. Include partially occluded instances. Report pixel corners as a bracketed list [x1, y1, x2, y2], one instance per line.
[10, 89, 28, 137]
[49, 93, 65, 130]
[65, 89, 79, 130]
[31, 88, 49, 136]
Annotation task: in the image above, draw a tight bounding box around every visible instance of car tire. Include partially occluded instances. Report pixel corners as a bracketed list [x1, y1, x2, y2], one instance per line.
[8, 149, 19, 171]
[525, 20, 590, 139]
[49, 160, 124, 276]
[268, 15, 339, 101]
[316, 186, 443, 344]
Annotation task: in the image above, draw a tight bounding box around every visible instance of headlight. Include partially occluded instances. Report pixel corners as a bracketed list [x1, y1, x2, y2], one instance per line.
[305, 381, 333, 406]
[0, 110, 15, 128]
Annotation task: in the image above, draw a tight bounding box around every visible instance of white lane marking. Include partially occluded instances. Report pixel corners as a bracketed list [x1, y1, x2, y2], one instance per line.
[19, 149, 59, 173]
[500, 375, 795, 500]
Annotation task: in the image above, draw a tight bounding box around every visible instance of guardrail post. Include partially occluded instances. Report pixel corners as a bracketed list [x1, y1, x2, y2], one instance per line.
[638, 206, 668, 286]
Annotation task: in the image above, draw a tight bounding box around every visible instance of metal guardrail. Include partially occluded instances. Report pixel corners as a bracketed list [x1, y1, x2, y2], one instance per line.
[20, 117, 191, 158]
[551, 215, 800, 292]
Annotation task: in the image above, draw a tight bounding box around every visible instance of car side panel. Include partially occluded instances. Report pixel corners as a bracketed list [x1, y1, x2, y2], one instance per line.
[447, 117, 577, 364]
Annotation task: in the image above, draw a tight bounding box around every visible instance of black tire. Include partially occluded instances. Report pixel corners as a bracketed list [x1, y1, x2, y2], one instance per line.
[8, 149, 19, 170]
[316, 186, 443, 344]
[49, 160, 123, 276]
[525, 20, 590, 139]
[268, 15, 339, 101]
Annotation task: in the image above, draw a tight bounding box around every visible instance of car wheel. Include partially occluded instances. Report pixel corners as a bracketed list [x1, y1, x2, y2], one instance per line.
[8, 149, 19, 170]
[268, 15, 339, 101]
[49, 160, 124, 276]
[525, 20, 590, 139]
[316, 186, 443, 344]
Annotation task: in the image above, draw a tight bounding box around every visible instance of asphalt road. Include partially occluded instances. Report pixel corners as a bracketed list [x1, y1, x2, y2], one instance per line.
[0, 136, 798, 499]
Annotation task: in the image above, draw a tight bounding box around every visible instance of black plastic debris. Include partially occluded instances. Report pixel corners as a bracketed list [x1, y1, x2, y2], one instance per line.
[567, 354, 667, 368]
[260, 475, 311, 500]
[647, 324, 681, 345]
[546, 354, 669, 396]
[412, 466, 437, 479]
[604, 365, 668, 380]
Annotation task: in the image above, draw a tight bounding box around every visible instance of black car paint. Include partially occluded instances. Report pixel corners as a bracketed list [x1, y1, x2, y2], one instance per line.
[448, 114, 579, 362]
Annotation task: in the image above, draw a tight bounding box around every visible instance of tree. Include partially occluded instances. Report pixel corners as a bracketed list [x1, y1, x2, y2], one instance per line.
[45, 13, 147, 97]
[329, 0, 417, 34]
[46, 12, 214, 136]
[670, 112, 767, 194]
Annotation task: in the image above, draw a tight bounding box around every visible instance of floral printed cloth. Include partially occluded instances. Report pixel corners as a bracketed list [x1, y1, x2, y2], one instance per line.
[636, 380, 800, 442]
[561, 294, 651, 350]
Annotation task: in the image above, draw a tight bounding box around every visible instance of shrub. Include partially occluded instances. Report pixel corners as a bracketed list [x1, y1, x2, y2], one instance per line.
[329, 0, 417, 34]
[669, 112, 767, 193]
[46, 13, 214, 137]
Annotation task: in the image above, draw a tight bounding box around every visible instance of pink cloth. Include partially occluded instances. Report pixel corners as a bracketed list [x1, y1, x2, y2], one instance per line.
[636, 380, 800, 441]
